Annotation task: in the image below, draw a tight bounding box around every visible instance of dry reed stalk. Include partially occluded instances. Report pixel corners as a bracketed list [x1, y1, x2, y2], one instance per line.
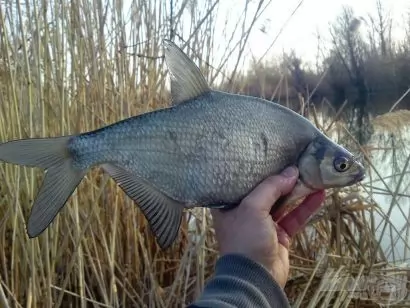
[0, 0, 409, 307]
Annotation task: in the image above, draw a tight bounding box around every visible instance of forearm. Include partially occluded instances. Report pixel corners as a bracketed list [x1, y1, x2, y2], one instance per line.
[188, 254, 290, 308]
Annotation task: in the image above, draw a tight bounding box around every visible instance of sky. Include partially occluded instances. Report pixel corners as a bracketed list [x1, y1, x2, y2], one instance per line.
[209, 0, 409, 71]
[118, 0, 409, 76]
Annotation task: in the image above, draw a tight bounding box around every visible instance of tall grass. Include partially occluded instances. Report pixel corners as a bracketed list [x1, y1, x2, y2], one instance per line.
[0, 0, 409, 307]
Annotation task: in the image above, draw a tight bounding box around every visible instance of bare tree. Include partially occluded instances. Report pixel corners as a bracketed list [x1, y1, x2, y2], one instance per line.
[327, 6, 370, 144]
[368, 0, 392, 58]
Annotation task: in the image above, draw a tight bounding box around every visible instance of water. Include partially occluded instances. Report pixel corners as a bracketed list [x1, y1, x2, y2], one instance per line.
[363, 124, 410, 265]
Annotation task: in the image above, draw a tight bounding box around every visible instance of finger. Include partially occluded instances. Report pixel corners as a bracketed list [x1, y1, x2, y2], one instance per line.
[277, 244, 289, 270]
[240, 166, 299, 213]
[275, 224, 291, 249]
[210, 208, 224, 226]
[270, 182, 317, 221]
[210, 208, 221, 218]
[279, 190, 325, 238]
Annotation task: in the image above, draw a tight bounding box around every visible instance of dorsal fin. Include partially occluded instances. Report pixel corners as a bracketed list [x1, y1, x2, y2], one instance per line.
[163, 39, 211, 105]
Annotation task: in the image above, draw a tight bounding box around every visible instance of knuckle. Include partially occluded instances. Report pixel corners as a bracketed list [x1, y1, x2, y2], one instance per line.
[266, 176, 295, 195]
[240, 194, 256, 207]
[265, 175, 287, 188]
[240, 174, 297, 209]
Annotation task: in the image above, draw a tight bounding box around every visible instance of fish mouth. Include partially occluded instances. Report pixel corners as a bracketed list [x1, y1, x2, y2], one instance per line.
[356, 171, 366, 182]
[348, 172, 366, 185]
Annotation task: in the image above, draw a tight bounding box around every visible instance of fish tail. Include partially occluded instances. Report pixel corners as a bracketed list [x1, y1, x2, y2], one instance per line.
[0, 136, 87, 237]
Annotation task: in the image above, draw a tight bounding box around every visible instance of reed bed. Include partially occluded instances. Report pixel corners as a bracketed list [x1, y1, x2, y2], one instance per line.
[0, 0, 410, 307]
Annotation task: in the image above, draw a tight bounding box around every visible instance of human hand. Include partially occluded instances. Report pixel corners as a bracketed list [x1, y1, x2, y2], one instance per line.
[211, 166, 325, 288]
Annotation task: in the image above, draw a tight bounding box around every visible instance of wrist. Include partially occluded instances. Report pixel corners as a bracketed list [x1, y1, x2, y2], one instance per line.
[216, 253, 283, 287]
[190, 253, 290, 307]
[213, 254, 290, 306]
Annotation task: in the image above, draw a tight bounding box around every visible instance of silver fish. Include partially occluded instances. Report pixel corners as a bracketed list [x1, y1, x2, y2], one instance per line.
[0, 40, 365, 249]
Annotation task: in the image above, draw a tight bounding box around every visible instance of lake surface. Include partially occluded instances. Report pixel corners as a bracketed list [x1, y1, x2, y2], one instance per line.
[363, 123, 410, 265]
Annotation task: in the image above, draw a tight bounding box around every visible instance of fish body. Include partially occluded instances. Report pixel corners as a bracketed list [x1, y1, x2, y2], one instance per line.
[70, 90, 318, 206]
[0, 40, 365, 249]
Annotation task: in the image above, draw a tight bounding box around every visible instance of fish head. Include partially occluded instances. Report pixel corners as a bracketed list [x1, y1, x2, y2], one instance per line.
[298, 135, 366, 190]
[270, 136, 365, 221]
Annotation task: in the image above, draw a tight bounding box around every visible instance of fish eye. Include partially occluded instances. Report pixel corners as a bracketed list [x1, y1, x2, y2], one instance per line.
[334, 156, 351, 172]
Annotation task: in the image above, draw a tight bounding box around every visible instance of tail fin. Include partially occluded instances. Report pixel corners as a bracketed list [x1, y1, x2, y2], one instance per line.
[0, 136, 87, 237]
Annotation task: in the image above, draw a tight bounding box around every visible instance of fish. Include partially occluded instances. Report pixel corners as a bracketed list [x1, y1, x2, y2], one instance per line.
[0, 40, 365, 249]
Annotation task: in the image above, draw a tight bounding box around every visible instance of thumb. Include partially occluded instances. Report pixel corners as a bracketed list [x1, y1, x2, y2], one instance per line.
[240, 166, 299, 213]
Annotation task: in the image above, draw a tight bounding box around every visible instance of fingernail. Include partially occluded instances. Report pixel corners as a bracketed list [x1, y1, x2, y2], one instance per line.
[282, 166, 297, 178]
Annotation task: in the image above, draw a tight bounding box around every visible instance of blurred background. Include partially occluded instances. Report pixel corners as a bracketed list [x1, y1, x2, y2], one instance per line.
[0, 0, 410, 307]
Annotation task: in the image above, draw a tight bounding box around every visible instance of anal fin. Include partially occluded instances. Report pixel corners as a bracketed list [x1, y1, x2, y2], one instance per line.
[102, 163, 184, 249]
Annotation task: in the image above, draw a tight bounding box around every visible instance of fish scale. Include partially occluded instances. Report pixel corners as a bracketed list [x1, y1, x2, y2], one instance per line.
[0, 40, 365, 249]
[71, 91, 315, 205]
